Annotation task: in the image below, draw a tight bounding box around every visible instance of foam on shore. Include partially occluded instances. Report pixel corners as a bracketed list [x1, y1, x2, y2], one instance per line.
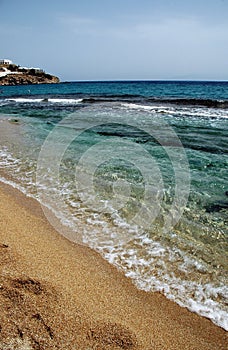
[0, 181, 227, 349]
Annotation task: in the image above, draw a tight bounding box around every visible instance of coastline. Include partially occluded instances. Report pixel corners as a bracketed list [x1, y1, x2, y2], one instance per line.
[0, 181, 227, 350]
[0, 61, 59, 86]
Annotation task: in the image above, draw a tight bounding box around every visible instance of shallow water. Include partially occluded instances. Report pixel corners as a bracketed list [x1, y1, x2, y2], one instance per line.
[0, 81, 227, 330]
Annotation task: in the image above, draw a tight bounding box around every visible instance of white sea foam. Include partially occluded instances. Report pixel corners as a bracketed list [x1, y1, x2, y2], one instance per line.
[48, 98, 83, 104]
[121, 103, 228, 119]
[6, 98, 44, 103]
[96, 234, 228, 331]
[0, 145, 228, 331]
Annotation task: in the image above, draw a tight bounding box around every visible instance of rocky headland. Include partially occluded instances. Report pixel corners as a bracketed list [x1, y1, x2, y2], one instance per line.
[0, 62, 60, 86]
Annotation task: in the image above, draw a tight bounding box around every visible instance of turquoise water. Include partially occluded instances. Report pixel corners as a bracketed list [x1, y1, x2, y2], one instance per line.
[0, 81, 227, 330]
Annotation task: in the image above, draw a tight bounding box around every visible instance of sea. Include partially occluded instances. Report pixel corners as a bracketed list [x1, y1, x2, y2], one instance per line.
[0, 81, 227, 330]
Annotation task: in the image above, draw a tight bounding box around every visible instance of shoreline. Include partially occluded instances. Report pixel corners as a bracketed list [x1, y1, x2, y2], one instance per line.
[0, 180, 227, 349]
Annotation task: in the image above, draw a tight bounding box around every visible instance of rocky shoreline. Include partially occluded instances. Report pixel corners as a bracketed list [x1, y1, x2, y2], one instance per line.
[0, 63, 60, 86]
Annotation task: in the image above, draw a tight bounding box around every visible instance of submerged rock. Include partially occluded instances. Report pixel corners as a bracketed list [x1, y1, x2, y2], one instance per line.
[205, 201, 228, 213]
[9, 118, 19, 123]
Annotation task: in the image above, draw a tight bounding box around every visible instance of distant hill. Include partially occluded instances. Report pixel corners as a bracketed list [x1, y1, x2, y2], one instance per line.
[0, 61, 60, 86]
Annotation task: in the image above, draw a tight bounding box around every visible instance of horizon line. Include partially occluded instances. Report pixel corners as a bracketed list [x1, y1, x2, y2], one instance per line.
[60, 78, 228, 83]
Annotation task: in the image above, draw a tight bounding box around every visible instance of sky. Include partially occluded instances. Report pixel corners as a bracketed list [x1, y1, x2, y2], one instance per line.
[0, 0, 228, 81]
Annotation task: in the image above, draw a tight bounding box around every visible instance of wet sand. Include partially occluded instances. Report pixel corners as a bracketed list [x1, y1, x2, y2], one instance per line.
[0, 182, 227, 350]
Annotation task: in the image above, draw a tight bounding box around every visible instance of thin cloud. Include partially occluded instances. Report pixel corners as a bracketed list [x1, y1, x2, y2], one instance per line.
[1, 1, 228, 80]
[58, 15, 101, 36]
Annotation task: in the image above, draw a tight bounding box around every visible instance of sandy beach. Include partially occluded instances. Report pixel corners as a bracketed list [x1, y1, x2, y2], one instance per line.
[0, 181, 226, 350]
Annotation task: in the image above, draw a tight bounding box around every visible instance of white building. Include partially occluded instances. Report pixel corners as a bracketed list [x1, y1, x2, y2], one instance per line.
[0, 59, 13, 65]
[30, 67, 44, 73]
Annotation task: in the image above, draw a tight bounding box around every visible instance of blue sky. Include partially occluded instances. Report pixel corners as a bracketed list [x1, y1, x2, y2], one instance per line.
[0, 0, 228, 81]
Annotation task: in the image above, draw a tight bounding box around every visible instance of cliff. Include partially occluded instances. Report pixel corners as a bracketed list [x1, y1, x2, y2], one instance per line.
[0, 63, 60, 86]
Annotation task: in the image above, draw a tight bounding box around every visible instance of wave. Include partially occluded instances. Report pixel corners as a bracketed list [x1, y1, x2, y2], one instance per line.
[1, 164, 228, 331]
[1, 170, 227, 332]
[121, 103, 228, 121]
[1, 97, 83, 105]
[82, 96, 228, 109]
[1, 94, 228, 109]
[146, 97, 228, 109]
[0, 132, 228, 331]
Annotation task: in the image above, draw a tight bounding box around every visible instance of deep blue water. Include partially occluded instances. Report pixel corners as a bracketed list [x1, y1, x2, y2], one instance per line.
[1, 80, 228, 100]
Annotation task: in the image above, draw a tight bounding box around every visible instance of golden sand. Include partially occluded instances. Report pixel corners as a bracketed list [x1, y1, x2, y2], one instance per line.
[0, 182, 227, 349]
